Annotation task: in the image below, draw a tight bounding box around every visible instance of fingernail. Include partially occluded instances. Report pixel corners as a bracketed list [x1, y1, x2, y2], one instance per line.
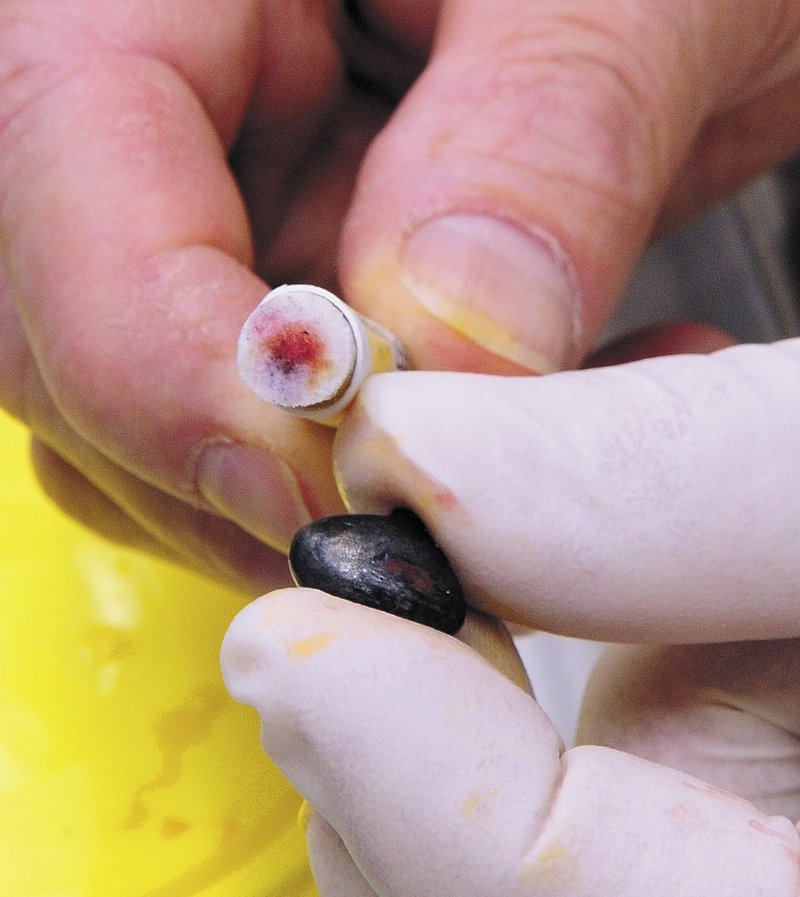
[400, 214, 580, 372]
[196, 441, 313, 553]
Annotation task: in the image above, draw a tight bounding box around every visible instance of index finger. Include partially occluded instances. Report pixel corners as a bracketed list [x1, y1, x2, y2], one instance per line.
[0, 6, 344, 550]
[334, 339, 800, 642]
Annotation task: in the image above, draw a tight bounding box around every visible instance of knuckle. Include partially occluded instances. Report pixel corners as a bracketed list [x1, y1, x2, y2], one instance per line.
[424, 8, 698, 227]
[0, 4, 75, 150]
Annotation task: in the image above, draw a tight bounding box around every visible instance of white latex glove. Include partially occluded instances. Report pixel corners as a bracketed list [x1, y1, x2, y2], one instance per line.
[222, 339, 800, 895]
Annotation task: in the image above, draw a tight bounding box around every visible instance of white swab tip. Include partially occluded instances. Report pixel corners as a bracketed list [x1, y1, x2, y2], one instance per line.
[237, 286, 358, 410]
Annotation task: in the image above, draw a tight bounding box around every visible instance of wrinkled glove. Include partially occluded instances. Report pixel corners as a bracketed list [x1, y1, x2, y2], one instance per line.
[222, 340, 800, 895]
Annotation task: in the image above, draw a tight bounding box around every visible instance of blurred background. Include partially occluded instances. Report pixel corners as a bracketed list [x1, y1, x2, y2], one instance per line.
[0, 422, 313, 896]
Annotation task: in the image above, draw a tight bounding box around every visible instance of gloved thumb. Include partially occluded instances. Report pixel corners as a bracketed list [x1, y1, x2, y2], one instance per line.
[339, 0, 800, 373]
[220, 588, 800, 897]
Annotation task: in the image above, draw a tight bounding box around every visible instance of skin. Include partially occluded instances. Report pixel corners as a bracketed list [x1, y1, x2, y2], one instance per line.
[2, 0, 800, 590]
[4, 2, 800, 891]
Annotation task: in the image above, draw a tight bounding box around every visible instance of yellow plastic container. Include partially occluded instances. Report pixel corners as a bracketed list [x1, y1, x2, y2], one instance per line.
[0, 411, 316, 897]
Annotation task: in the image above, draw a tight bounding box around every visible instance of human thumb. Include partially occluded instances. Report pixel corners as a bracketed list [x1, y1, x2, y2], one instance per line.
[339, 0, 800, 373]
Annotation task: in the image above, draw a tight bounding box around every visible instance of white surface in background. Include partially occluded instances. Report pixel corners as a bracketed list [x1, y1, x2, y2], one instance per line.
[514, 631, 607, 746]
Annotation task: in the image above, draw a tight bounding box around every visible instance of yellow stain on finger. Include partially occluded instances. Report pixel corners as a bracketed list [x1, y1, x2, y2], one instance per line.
[460, 789, 498, 818]
[519, 839, 581, 888]
[286, 633, 338, 661]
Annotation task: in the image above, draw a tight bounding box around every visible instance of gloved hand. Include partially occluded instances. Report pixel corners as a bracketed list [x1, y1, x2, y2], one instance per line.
[222, 341, 800, 895]
[4, 1, 800, 593]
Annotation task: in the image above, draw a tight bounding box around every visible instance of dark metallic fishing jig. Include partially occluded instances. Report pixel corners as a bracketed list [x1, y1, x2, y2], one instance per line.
[289, 508, 466, 634]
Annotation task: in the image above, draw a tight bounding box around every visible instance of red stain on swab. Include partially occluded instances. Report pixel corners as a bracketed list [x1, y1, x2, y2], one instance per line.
[262, 323, 327, 377]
